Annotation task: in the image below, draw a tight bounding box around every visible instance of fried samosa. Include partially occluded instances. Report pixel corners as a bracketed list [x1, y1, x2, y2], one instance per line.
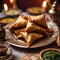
[25, 21, 40, 32]
[21, 32, 28, 42]
[29, 14, 48, 28]
[26, 33, 43, 47]
[7, 15, 28, 29]
[16, 34, 23, 39]
[13, 28, 25, 35]
[26, 21, 51, 36]
[21, 32, 43, 47]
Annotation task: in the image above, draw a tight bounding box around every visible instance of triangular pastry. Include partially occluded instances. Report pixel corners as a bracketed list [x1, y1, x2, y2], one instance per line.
[7, 15, 28, 29]
[6, 14, 53, 47]
[26, 21, 41, 32]
[21, 32, 43, 47]
[29, 14, 48, 28]
[20, 32, 28, 42]
[16, 34, 23, 39]
[27, 33, 43, 47]
[21, 15, 30, 20]
[13, 28, 25, 35]
[26, 21, 50, 36]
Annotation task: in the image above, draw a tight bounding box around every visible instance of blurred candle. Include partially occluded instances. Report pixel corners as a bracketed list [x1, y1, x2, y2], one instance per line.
[52, 1, 56, 7]
[49, 8, 55, 14]
[10, 0, 14, 4]
[49, 9, 54, 14]
[4, 3, 8, 12]
[42, 0, 47, 10]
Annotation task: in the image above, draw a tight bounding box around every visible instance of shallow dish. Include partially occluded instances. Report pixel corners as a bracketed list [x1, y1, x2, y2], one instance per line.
[27, 7, 44, 15]
[5, 9, 22, 17]
[0, 17, 15, 24]
[39, 48, 60, 60]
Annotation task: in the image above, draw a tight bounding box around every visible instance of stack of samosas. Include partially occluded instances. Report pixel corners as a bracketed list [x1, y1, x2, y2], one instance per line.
[7, 14, 53, 47]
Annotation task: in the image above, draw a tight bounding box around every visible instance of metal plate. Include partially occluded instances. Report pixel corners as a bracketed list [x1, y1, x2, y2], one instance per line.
[5, 21, 59, 48]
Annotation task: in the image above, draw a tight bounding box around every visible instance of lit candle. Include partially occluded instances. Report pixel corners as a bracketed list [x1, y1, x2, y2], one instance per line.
[4, 3, 8, 12]
[10, 0, 18, 10]
[42, 1, 47, 10]
[10, 0, 14, 4]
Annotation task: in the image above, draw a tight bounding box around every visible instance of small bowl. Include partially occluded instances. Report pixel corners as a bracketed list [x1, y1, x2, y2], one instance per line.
[4, 9, 22, 17]
[27, 7, 45, 15]
[0, 17, 15, 24]
[39, 48, 60, 60]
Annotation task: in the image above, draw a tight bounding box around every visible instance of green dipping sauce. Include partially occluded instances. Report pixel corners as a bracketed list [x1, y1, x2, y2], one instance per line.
[42, 50, 60, 60]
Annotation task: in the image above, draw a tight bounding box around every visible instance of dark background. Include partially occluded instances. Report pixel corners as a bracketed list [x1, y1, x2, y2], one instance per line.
[0, 0, 3, 12]
[0, 0, 60, 11]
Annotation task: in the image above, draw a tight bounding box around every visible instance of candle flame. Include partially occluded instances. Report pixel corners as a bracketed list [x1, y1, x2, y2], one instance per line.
[4, 4, 8, 11]
[42, 1, 47, 8]
[10, 0, 14, 4]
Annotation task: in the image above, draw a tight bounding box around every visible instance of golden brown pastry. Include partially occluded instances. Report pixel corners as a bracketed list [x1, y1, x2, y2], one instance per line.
[12, 28, 25, 39]
[21, 32, 43, 47]
[27, 33, 43, 47]
[6, 14, 54, 47]
[26, 21, 51, 36]
[29, 14, 48, 28]
[21, 32, 28, 42]
[21, 15, 30, 20]
[25, 21, 40, 32]
[7, 15, 28, 29]
[46, 28, 53, 33]
[13, 28, 25, 35]
[16, 34, 23, 39]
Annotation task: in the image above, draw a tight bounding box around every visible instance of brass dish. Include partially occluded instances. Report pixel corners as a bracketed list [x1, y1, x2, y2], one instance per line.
[0, 17, 15, 24]
[39, 48, 60, 60]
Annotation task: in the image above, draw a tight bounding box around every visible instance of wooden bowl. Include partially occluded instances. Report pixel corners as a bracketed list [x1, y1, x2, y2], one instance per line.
[39, 48, 60, 60]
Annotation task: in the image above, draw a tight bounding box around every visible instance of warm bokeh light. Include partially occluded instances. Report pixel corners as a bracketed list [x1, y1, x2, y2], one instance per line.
[42, 1, 47, 9]
[10, 0, 14, 4]
[49, 10, 53, 13]
[49, 8, 55, 14]
[52, 1, 56, 7]
[4, 3, 8, 11]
